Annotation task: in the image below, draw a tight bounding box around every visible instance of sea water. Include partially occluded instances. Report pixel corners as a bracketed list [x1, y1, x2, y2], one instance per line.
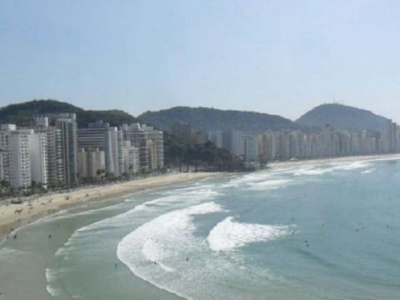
[1, 157, 400, 299]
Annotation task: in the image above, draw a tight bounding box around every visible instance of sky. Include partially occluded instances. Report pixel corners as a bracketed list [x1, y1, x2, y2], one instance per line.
[1, 0, 400, 122]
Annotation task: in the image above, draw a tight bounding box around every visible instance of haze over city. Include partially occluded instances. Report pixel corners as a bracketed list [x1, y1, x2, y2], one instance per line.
[1, 1, 400, 122]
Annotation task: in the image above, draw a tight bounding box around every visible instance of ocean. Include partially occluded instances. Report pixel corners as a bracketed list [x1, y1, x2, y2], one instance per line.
[1, 156, 400, 299]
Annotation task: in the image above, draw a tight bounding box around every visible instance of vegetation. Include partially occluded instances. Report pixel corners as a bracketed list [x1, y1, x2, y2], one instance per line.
[164, 132, 250, 172]
[0, 99, 139, 128]
[296, 103, 389, 133]
[139, 106, 303, 132]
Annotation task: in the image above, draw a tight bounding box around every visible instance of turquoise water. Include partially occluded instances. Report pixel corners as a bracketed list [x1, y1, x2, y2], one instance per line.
[2, 157, 400, 299]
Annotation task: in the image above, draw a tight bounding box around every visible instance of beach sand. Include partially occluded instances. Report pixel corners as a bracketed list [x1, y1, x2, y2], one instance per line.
[0, 172, 220, 239]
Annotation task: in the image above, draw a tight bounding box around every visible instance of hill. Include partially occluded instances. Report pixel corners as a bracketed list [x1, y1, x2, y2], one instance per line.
[0, 99, 138, 127]
[296, 103, 389, 132]
[139, 106, 302, 132]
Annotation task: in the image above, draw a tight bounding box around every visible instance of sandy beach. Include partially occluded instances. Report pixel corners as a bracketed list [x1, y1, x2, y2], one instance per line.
[1, 154, 400, 300]
[2, 154, 400, 238]
[0, 172, 220, 238]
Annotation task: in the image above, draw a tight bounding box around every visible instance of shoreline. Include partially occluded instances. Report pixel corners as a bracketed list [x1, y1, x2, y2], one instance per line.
[2, 153, 400, 239]
[0, 172, 221, 239]
[1, 154, 400, 300]
[267, 153, 400, 170]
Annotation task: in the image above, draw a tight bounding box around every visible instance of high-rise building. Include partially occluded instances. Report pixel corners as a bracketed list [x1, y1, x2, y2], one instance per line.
[0, 124, 16, 182]
[35, 113, 78, 187]
[122, 123, 164, 172]
[8, 129, 33, 189]
[30, 132, 48, 188]
[78, 148, 106, 179]
[0, 126, 49, 189]
[222, 130, 243, 157]
[55, 114, 78, 187]
[78, 121, 122, 177]
[34, 117, 64, 188]
[242, 134, 259, 161]
[122, 141, 139, 175]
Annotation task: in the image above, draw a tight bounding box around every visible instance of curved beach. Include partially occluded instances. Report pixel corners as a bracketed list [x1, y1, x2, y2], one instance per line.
[0, 172, 220, 238]
[2, 154, 400, 300]
[0, 172, 222, 300]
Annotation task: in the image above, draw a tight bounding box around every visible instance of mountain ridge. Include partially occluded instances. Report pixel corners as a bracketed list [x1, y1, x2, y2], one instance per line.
[296, 103, 389, 133]
[0, 99, 138, 127]
[0, 100, 392, 134]
[139, 106, 302, 132]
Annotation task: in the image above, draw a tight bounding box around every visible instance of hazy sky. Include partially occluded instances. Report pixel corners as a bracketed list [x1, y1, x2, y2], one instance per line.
[1, 1, 400, 122]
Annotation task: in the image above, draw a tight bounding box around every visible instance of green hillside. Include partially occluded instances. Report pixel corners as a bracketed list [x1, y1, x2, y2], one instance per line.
[139, 106, 302, 132]
[0, 99, 138, 127]
[296, 103, 389, 132]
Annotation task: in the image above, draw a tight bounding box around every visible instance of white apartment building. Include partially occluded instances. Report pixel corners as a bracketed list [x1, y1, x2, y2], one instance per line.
[0, 124, 16, 182]
[34, 117, 64, 188]
[30, 132, 48, 188]
[122, 123, 164, 172]
[122, 140, 139, 174]
[242, 134, 259, 161]
[78, 121, 123, 177]
[78, 148, 106, 179]
[8, 129, 32, 189]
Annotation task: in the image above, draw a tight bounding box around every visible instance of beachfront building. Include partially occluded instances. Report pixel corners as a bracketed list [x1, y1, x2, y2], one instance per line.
[78, 148, 106, 180]
[146, 126, 164, 170]
[258, 131, 276, 162]
[121, 123, 164, 172]
[383, 120, 400, 153]
[122, 140, 139, 175]
[3, 128, 48, 189]
[29, 132, 48, 188]
[34, 117, 64, 188]
[222, 130, 242, 157]
[78, 121, 123, 177]
[0, 124, 16, 182]
[38, 113, 78, 187]
[242, 134, 259, 161]
[8, 129, 33, 189]
[55, 114, 78, 187]
[207, 124, 395, 164]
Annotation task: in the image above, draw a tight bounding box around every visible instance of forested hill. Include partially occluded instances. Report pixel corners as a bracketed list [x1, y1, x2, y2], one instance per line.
[0, 99, 138, 128]
[296, 103, 389, 132]
[139, 106, 302, 132]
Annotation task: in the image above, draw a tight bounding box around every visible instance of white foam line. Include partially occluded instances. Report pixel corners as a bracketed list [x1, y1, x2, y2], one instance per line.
[0, 247, 27, 259]
[45, 268, 61, 297]
[207, 217, 291, 252]
[117, 201, 225, 300]
[293, 167, 334, 176]
[247, 179, 293, 191]
[331, 161, 370, 171]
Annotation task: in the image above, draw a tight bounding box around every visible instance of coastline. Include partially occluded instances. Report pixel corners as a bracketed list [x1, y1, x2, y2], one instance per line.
[0, 172, 221, 239]
[1, 154, 400, 299]
[2, 153, 400, 239]
[267, 153, 400, 170]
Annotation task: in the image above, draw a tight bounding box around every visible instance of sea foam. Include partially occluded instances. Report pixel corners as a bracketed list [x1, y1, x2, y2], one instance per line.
[247, 179, 293, 191]
[207, 217, 290, 252]
[45, 268, 61, 297]
[116, 201, 225, 299]
[118, 202, 224, 264]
